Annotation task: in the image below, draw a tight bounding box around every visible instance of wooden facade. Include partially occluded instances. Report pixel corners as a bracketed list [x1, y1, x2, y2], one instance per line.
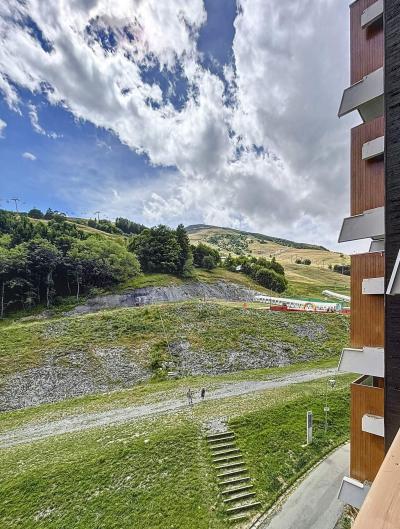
[351, 253, 385, 349]
[384, 0, 400, 450]
[350, 378, 385, 482]
[351, 116, 384, 216]
[350, 0, 384, 84]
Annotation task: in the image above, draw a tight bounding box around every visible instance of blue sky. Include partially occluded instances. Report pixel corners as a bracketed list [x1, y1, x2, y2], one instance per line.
[0, 0, 237, 221]
[0, 0, 357, 250]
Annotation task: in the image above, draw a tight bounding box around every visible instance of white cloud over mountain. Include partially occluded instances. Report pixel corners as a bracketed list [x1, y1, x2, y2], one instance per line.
[0, 0, 355, 248]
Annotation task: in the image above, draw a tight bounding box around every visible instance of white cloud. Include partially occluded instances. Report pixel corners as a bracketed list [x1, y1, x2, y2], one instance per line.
[28, 103, 61, 138]
[22, 151, 37, 160]
[0, 0, 354, 248]
[0, 118, 6, 137]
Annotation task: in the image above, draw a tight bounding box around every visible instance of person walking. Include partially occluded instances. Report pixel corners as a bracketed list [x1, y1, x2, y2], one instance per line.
[200, 387, 206, 400]
[187, 388, 193, 406]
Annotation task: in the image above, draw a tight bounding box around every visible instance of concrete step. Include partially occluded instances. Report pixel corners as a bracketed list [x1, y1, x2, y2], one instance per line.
[219, 476, 251, 487]
[216, 461, 245, 471]
[228, 513, 250, 524]
[206, 431, 234, 441]
[208, 434, 235, 444]
[226, 501, 262, 515]
[218, 468, 248, 479]
[224, 491, 256, 504]
[210, 442, 236, 451]
[213, 454, 243, 464]
[221, 484, 254, 496]
[212, 448, 240, 457]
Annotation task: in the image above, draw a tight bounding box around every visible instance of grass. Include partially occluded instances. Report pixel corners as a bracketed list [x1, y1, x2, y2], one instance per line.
[231, 380, 350, 509]
[0, 376, 352, 529]
[284, 264, 350, 299]
[0, 302, 349, 380]
[0, 357, 338, 435]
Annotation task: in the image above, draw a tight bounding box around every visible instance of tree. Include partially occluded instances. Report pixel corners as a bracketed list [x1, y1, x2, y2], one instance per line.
[26, 239, 62, 308]
[28, 208, 43, 219]
[68, 236, 140, 299]
[192, 243, 220, 268]
[129, 225, 181, 274]
[0, 245, 28, 317]
[176, 224, 194, 277]
[115, 217, 146, 235]
[255, 267, 287, 293]
[202, 255, 217, 270]
[303, 258, 311, 266]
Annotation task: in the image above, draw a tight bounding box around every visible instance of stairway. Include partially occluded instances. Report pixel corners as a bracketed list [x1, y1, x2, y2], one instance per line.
[206, 431, 261, 524]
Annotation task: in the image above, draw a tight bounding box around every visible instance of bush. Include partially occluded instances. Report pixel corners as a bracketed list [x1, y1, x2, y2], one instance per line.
[27, 208, 43, 219]
[255, 267, 287, 293]
[202, 255, 217, 270]
[192, 243, 220, 268]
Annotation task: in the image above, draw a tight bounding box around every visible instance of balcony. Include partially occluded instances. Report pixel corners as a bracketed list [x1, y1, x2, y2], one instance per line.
[350, 376, 385, 482]
[386, 249, 400, 295]
[338, 347, 384, 378]
[362, 414, 384, 437]
[338, 67, 384, 122]
[338, 207, 384, 243]
[361, 0, 384, 29]
[362, 277, 384, 295]
[362, 135, 384, 160]
[338, 476, 370, 509]
[369, 239, 385, 253]
[352, 428, 400, 529]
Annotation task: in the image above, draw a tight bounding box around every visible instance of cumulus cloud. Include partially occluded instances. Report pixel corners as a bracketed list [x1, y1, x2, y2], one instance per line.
[0, 118, 6, 137]
[22, 151, 36, 160]
[0, 0, 354, 248]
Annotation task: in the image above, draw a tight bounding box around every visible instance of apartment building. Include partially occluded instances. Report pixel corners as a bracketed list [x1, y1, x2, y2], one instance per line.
[336, 0, 400, 525]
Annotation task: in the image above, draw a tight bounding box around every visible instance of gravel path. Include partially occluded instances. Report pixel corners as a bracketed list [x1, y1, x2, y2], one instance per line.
[0, 368, 337, 449]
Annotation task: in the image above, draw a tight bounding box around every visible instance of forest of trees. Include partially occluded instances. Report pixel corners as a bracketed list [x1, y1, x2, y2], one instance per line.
[0, 210, 140, 316]
[0, 208, 288, 316]
[224, 254, 287, 293]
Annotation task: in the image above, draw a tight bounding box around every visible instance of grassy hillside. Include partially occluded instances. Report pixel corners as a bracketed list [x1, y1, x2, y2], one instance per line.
[187, 225, 350, 268]
[0, 302, 349, 381]
[0, 375, 352, 529]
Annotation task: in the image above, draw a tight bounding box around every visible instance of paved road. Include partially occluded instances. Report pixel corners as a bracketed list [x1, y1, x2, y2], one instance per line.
[0, 368, 337, 448]
[260, 444, 349, 529]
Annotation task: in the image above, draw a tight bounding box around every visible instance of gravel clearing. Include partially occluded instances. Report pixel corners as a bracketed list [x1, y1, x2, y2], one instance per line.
[0, 368, 337, 449]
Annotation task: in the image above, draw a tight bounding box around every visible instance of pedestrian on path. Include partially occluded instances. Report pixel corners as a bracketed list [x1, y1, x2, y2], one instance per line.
[200, 387, 206, 400]
[187, 388, 193, 406]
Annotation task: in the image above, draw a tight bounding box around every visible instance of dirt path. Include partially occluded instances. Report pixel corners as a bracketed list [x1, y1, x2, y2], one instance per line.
[0, 368, 337, 449]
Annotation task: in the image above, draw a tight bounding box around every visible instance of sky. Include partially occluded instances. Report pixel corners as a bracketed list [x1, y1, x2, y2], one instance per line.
[0, 0, 363, 251]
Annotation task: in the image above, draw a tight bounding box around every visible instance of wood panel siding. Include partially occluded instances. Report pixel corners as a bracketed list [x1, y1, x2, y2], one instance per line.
[351, 253, 384, 348]
[350, 378, 385, 482]
[351, 117, 384, 216]
[350, 0, 384, 84]
[384, 0, 400, 451]
[352, 428, 400, 529]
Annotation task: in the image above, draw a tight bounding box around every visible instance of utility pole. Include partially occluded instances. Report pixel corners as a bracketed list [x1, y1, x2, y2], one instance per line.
[10, 198, 21, 213]
[94, 211, 101, 222]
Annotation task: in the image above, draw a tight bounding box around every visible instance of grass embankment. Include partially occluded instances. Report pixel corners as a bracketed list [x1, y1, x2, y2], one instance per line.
[0, 302, 349, 380]
[0, 376, 352, 529]
[284, 264, 350, 299]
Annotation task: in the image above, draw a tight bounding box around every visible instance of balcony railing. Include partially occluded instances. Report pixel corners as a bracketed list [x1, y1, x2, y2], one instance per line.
[338, 207, 384, 243]
[352, 428, 400, 528]
[338, 67, 384, 122]
[361, 0, 384, 29]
